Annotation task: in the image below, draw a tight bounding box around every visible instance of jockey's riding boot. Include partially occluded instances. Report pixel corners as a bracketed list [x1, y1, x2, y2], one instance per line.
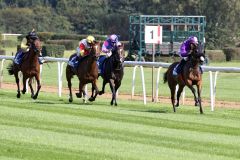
[199, 66, 203, 74]
[38, 55, 44, 64]
[173, 59, 186, 76]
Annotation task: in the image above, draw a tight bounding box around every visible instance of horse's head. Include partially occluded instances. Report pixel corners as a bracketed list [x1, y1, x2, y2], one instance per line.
[191, 51, 205, 65]
[89, 41, 101, 58]
[29, 38, 42, 56]
[118, 43, 125, 63]
[111, 43, 125, 64]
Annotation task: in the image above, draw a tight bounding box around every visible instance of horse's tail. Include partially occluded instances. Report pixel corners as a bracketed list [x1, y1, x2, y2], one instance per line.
[7, 62, 14, 75]
[163, 70, 168, 84]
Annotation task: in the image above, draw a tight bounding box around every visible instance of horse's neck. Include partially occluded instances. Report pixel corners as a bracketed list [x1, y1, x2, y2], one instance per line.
[27, 49, 38, 64]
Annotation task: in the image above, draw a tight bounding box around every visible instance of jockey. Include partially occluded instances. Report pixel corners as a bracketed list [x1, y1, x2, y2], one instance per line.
[173, 36, 199, 76]
[14, 29, 43, 64]
[98, 34, 122, 74]
[101, 34, 122, 57]
[69, 35, 95, 68]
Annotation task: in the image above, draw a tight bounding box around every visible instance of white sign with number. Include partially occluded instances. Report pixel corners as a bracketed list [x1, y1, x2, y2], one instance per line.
[145, 25, 162, 44]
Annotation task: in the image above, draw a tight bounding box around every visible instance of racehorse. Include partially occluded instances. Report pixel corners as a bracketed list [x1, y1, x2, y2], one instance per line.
[163, 50, 205, 114]
[8, 39, 42, 99]
[66, 41, 101, 103]
[98, 44, 125, 106]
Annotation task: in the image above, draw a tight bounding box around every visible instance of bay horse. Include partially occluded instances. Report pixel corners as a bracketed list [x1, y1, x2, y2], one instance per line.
[98, 44, 125, 106]
[66, 41, 101, 103]
[163, 50, 205, 114]
[8, 39, 42, 99]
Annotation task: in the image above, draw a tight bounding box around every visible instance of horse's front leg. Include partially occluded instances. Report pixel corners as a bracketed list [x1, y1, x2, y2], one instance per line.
[176, 85, 185, 107]
[99, 79, 107, 95]
[76, 81, 83, 98]
[21, 75, 27, 94]
[66, 65, 73, 102]
[187, 85, 198, 106]
[89, 80, 99, 102]
[109, 79, 117, 106]
[28, 78, 35, 98]
[14, 71, 21, 98]
[32, 74, 41, 100]
[197, 84, 203, 114]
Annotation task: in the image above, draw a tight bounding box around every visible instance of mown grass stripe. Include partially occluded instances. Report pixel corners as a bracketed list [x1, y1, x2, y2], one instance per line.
[0, 124, 238, 160]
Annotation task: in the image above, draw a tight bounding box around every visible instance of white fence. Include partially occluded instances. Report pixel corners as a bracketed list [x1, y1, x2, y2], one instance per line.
[1, 55, 240, 111]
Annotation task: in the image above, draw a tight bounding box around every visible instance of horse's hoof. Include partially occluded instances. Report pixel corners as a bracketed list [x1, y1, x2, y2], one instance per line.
[99, 91, 104, 95]
[17, 94, 21, 98]
[32, 95, 38, 100]
[76, 93, 82, 98]
[115, 103, 117, 106]
[69, 98, 73, 103]
[88, 97, 95, 102]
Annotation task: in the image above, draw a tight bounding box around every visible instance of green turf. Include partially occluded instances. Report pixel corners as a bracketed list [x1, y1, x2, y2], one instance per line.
[0, 89, 239, 160]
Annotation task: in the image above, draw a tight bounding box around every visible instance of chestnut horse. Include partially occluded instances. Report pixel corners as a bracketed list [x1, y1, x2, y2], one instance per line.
[8, 39, 42, 99]
[163, 50, 205, 114]
[98, 44, 125, 106]
[66, 42, 101, 103]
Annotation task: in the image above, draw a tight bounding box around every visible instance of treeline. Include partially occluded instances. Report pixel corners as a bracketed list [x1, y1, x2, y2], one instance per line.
[0, 0, 240, 49]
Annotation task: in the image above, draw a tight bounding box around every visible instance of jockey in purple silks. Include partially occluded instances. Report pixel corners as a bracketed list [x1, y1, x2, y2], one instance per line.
[173, 36, 202, 76]
[98, 34, 122, 74]
[101, 34, 121, 57]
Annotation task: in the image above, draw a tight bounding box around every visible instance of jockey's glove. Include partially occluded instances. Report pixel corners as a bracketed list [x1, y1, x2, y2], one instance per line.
[80, 50, 84, 56]
[106, 51, 112, 57]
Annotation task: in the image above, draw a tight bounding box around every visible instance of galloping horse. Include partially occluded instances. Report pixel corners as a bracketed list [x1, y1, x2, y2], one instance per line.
[98, 44, 125, 106]
[66, 42, 101, 103]
[163, 50, 205, 114]
[8, 39, 42, 99]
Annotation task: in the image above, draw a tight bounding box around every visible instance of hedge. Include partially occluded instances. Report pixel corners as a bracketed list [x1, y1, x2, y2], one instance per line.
[1, 40, 18, 48]
[222, 47, 240, 61]
[42, 44, 65, 58]
[46, 40, 78, 50]
[0, 49, 6, 55]
[205, 50, 225, 62]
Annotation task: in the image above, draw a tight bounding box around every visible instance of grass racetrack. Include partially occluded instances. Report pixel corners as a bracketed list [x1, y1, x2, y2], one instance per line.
[0, 89, 240, 160]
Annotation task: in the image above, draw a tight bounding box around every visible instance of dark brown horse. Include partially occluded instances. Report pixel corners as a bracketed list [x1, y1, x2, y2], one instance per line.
[163, 50, 205, 114]
[66, 41, 101, 103]
[8, 39, 42, 99]
[98, 44, 125, 106]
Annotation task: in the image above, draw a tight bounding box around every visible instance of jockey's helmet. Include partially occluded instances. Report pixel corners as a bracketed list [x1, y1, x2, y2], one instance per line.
[26, 29, 38, 40]
[188, 36, 198, 45]
[110, 34, 118, 43]
[86, 35, 95, 44]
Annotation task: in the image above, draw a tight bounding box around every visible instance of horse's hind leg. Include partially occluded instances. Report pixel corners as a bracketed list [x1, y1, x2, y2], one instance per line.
[14, 71, 21, 98]
[32, 74, 41, 100]
[169, 85, 176, 112]
[176, 85, 185, 107]
[99, 79, 107, 95]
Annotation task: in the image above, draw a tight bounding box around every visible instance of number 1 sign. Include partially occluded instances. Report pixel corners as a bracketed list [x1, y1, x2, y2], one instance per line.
[144, 25, 162, 44]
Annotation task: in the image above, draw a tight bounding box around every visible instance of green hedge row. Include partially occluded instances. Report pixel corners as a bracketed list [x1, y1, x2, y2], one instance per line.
[0, 49, 6, 55]
[46, 40, 78, 50]
[42, 44, 65, 58]
[222, 47, 240, 61]
[18, 32, 107, 42]
[205, 50, 225, 62]
[1, 40, 18, 48]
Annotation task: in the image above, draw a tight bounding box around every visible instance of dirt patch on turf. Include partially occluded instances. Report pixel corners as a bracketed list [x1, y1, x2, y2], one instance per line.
[1, 82, 240, 109]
